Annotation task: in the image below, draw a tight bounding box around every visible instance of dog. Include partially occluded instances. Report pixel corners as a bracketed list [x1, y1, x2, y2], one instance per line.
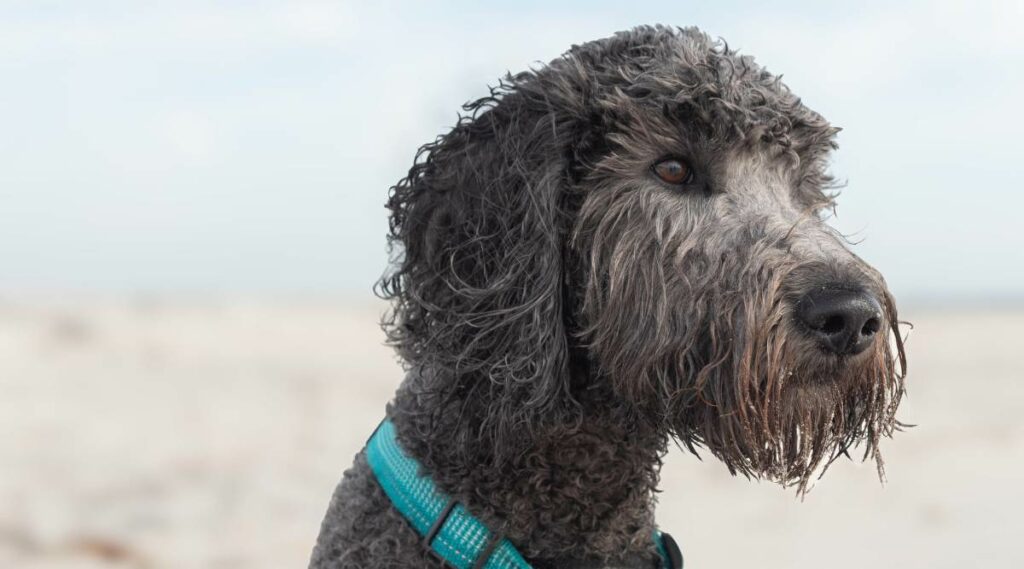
[310, 25, 906, 569]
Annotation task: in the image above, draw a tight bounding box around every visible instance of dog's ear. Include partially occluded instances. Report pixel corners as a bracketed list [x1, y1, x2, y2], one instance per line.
[379, 72, 582, 453]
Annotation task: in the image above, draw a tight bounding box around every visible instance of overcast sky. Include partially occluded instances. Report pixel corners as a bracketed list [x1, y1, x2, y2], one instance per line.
[1, 1, 1021, 300]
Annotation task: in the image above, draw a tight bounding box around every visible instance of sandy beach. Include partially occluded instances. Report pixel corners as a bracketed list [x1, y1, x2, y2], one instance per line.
[1, 295, 1021, 568]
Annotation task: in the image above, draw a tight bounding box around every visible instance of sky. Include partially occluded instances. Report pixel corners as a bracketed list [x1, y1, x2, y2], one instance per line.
[1, 0, 1022, 300]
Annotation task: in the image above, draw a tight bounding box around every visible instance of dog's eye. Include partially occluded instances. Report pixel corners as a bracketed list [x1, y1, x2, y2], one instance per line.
[652, 158, 693, 185]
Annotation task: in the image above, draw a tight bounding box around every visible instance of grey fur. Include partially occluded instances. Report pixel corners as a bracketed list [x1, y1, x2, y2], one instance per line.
[310, 25, 906, 569]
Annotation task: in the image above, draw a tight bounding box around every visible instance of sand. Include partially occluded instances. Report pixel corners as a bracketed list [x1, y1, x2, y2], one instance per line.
[1, 295, 1021, 568]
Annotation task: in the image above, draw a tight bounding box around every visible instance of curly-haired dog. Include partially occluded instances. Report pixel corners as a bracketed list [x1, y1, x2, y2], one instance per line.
[310, 26, 906, 569]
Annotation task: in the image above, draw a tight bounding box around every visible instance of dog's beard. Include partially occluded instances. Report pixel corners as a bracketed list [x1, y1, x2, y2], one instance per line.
[666, 291, 907, 493]
[582, 272, 906, 493]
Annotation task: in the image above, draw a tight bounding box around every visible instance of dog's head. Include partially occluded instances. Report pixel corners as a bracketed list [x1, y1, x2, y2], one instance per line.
[381, 26, 906, 491]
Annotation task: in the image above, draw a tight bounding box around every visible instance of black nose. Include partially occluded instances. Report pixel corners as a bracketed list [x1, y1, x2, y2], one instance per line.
[796, 287, 883, 356]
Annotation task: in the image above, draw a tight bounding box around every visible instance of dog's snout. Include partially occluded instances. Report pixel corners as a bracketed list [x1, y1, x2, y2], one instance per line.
[796, 286, 883, 356]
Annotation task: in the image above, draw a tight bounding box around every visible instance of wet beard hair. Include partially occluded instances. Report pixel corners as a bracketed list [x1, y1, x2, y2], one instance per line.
[663, 290, 907, 494]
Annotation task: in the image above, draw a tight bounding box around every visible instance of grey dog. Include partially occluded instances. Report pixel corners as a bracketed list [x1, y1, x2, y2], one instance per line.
[310, 25, 906, 569]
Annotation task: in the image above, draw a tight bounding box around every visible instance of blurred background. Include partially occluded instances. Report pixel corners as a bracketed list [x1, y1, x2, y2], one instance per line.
[1, 1, 1021, 567]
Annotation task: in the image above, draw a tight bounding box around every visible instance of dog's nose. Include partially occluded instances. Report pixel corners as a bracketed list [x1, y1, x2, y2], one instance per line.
[796, 287, 883, 356]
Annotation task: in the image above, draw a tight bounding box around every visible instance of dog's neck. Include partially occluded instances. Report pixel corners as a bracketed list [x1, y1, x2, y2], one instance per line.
[388, 369, 667, 565]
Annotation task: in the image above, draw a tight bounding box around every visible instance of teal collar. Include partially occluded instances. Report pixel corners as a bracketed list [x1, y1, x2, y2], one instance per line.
[366, 419, 683, 569]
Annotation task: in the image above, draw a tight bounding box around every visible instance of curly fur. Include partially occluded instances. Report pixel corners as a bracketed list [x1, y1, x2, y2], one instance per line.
[310, 25, 907, 569]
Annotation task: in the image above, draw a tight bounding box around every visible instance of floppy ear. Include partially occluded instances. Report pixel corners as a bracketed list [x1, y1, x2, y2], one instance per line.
[379, 73, 580, 454]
